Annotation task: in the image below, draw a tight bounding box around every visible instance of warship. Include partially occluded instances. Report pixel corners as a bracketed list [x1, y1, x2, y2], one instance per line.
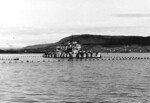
[42, 41, 102, 59]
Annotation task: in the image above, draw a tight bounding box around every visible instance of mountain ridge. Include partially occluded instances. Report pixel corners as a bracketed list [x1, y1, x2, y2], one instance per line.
[21, 34, 150, 53]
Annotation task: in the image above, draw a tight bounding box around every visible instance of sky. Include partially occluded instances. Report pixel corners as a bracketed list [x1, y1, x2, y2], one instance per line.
[0, 0, 150, 49]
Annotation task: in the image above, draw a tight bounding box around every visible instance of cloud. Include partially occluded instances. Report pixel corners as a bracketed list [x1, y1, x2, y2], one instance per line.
[0, 27, 48, 35]
[114, 13, 150, 18]
[0, 27, 74, 35]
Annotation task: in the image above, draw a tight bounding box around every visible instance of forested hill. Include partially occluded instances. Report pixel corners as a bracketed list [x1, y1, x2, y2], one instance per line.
[17, 34, 150, 53]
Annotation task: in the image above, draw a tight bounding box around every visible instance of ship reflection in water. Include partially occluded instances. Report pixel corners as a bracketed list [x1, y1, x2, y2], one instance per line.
[0, 54, 150, 103]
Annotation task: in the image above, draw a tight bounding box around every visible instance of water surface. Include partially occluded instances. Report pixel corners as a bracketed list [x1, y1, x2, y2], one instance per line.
[0, 54, 150, 103]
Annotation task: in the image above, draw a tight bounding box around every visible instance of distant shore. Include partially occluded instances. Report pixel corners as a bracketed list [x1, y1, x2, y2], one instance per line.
[2, 34, 150, 53]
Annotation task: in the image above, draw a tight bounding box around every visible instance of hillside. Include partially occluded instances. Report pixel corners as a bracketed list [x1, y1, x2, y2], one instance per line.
[22, 34, 150, 53]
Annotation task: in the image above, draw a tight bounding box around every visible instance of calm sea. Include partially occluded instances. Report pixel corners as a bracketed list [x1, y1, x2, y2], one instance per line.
[0, 53, 150, 103]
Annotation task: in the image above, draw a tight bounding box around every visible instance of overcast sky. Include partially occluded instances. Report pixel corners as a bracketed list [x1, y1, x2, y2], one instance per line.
[0, 0, 150, 48]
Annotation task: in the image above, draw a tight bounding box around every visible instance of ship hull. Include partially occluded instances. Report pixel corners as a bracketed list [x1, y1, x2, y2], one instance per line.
[43, 52, 101, 58]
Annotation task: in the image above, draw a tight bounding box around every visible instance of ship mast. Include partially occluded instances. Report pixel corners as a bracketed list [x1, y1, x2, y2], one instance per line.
[71, 33, 73, 42]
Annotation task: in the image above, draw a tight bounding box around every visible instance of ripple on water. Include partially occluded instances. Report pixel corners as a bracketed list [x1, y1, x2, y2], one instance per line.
[1, 55, 150, 102]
